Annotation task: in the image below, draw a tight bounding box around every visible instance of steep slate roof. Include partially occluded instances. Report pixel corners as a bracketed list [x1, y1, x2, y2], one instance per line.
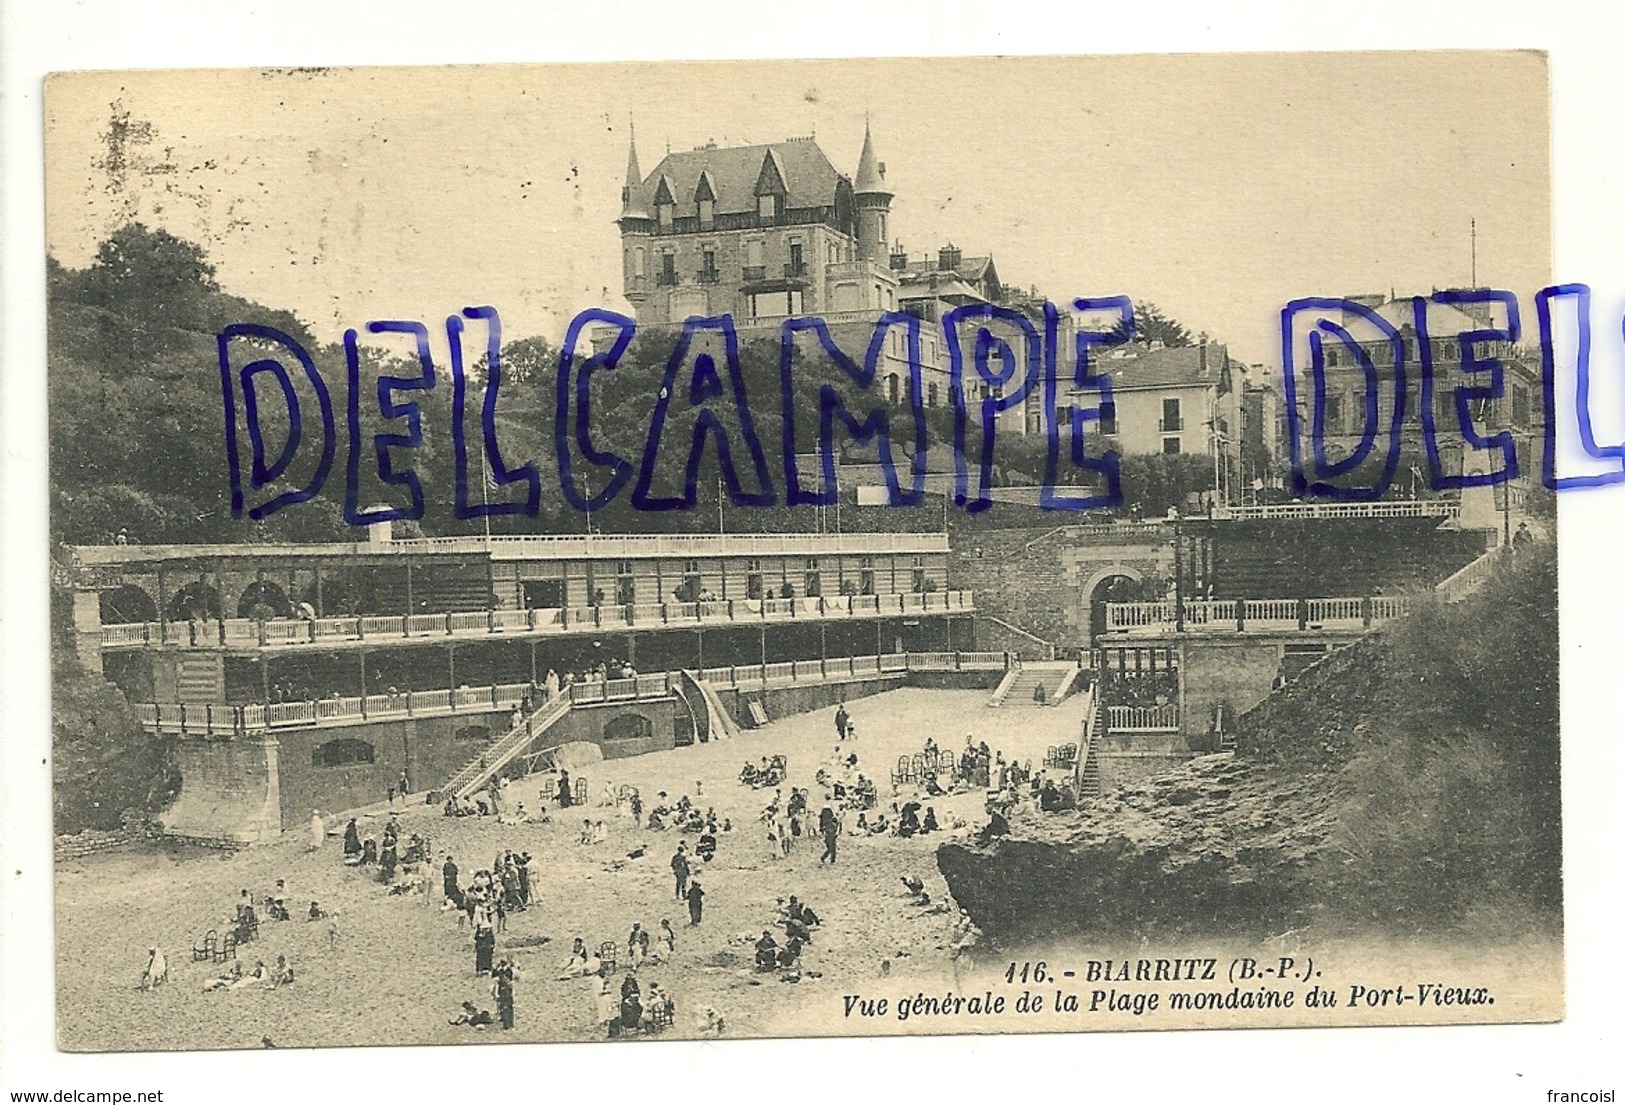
[631, 138, 848, 219]
[1099, 343, 1229, 392]
[854, 122, 889, 195]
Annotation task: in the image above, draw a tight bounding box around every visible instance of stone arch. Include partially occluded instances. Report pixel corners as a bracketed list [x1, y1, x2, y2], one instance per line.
[167, 581, 222, 622]
[603, 713, 654, 743]
[1082, 564, 1145, 645]
[237, 580, 292, 619]
[99, 583, 157, 624]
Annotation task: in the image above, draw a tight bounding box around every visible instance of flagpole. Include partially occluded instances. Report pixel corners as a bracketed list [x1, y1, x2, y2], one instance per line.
[479, 433, 492, 548]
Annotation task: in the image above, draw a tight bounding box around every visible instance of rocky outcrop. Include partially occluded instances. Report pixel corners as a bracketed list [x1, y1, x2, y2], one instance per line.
[937, 755, 1338, 943]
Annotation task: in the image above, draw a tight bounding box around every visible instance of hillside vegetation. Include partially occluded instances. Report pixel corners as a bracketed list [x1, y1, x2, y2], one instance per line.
[939, 544, 1560, 942]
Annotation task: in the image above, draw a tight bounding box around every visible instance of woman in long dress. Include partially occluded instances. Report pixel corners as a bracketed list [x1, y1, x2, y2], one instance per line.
[307, 809, 324, 852]
[474, 923, 496, 974]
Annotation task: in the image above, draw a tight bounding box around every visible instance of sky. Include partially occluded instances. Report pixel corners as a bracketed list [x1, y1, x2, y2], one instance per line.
[44, 52, 1551, 366]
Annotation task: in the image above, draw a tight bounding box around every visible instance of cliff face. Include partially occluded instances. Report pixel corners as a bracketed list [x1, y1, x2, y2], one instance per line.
[937, 755, 1336, 944]
[938, 546, 1560, 946]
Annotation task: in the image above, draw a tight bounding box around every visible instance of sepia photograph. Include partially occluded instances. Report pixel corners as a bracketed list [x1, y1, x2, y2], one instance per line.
[23, 37, 1583, 1078]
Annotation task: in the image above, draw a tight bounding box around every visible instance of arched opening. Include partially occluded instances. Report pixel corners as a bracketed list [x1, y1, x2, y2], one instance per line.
[603, 713, 654, 743]
[99, 584, 157, 624]
[167, 581, 222, 622]
[1086, 569, 1146, 646]
[302, 579, 353, 618]
[237, 580, 292, 620]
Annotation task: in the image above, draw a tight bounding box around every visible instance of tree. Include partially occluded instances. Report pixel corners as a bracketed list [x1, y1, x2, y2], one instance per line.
[1113, 301, 1194, 349]
[79, 222, 218, 326]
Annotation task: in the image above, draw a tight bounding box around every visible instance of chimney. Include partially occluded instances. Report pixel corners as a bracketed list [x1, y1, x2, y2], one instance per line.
[1199, 342, 1207, 374]
[889, 242, 908, 271]
[937, 243, 961, 272]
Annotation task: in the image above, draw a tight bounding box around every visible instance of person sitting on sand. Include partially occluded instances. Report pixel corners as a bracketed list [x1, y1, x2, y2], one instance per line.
[450, 1001, 493, 1028]
[922, 807, 940, 834]
[556, 938, 601, 980]
[266, 954, 295, 989]
[754, 930, 779, 972]
[228, 961, 267, 991]
[202, 961, 244, 992]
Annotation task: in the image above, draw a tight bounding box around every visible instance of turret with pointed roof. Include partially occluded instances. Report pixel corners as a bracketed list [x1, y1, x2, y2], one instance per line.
[853, 120, 892, 261]
[620, 124, 649, 221]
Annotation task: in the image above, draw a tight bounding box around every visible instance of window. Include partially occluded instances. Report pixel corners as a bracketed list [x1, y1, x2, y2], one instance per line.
[1511, 384, 1530, 427]
[681, 558, 701, 602]
[1162, 437, 1181, 455]
[698, 197, 714, 229]
[700, 248, 717, 283]
[615, 560, 635, 605]
[758, 193, 778, 219]
[927, 383, 939, 408]
[910, 556, 927, 593]
[313, 738, 375, 768]
[1100, 403, 1118, 436]
[804, 557, 822, 598]
[887, 375, 900, 404]
[657, 203, 673, 232]
[1323, 393, 1344, 434]
[1161, 397, 1182, 431]
[787, 241, 805, 277]
[659, 253, 677, 286]
[745, 558, 763, 600]
[859, 556, 875, 595]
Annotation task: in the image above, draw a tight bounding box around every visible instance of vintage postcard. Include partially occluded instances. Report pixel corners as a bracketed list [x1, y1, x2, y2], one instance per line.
[44, 52, 1560, 1051]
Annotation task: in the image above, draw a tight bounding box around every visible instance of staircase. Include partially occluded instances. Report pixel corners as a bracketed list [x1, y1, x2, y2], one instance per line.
[1075, 689, 1105, 797]
[441, 694, 572, 800]
[989, 662, 1075, 707]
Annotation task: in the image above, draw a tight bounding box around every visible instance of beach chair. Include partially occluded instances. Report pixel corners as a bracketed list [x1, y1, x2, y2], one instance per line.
[575, 778, 589, 806]
[191, 929, 217, 962]
[648, 1003, 675, 1029]
[910, 754, 926, 781]
[216, 931, 238, 962]
[598, 941, 618, 973]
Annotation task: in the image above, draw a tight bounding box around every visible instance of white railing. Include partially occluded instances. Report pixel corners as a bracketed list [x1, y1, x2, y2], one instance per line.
[697, 651, 1011, 687]
[1211, 501, 1459, 521]
[1105, 595, 1417, 634]
[69, 531, 953, 567]
[1435, 550, 1499, 602]
[138, 675, 678, 737]
[1106, 704, 1180, 732]
[98, 590, 976, 650]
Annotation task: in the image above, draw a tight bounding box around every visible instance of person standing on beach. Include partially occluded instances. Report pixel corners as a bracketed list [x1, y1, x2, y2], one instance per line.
[493, 957, 515, 1029]
[686, 879, 705, 925]
[671, 843, 691, 900]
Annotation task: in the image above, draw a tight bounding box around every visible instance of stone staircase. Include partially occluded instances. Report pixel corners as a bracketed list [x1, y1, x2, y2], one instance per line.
[1077, 691, 1105, 797]
[989, 662, 1076, 707]
[440, 694, 572, 800]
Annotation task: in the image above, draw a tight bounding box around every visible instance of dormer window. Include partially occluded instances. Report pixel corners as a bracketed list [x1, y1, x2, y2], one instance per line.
[653, 176, 676, 233]
[758, 193, 779, 219]
[694, 172, 717, 230]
